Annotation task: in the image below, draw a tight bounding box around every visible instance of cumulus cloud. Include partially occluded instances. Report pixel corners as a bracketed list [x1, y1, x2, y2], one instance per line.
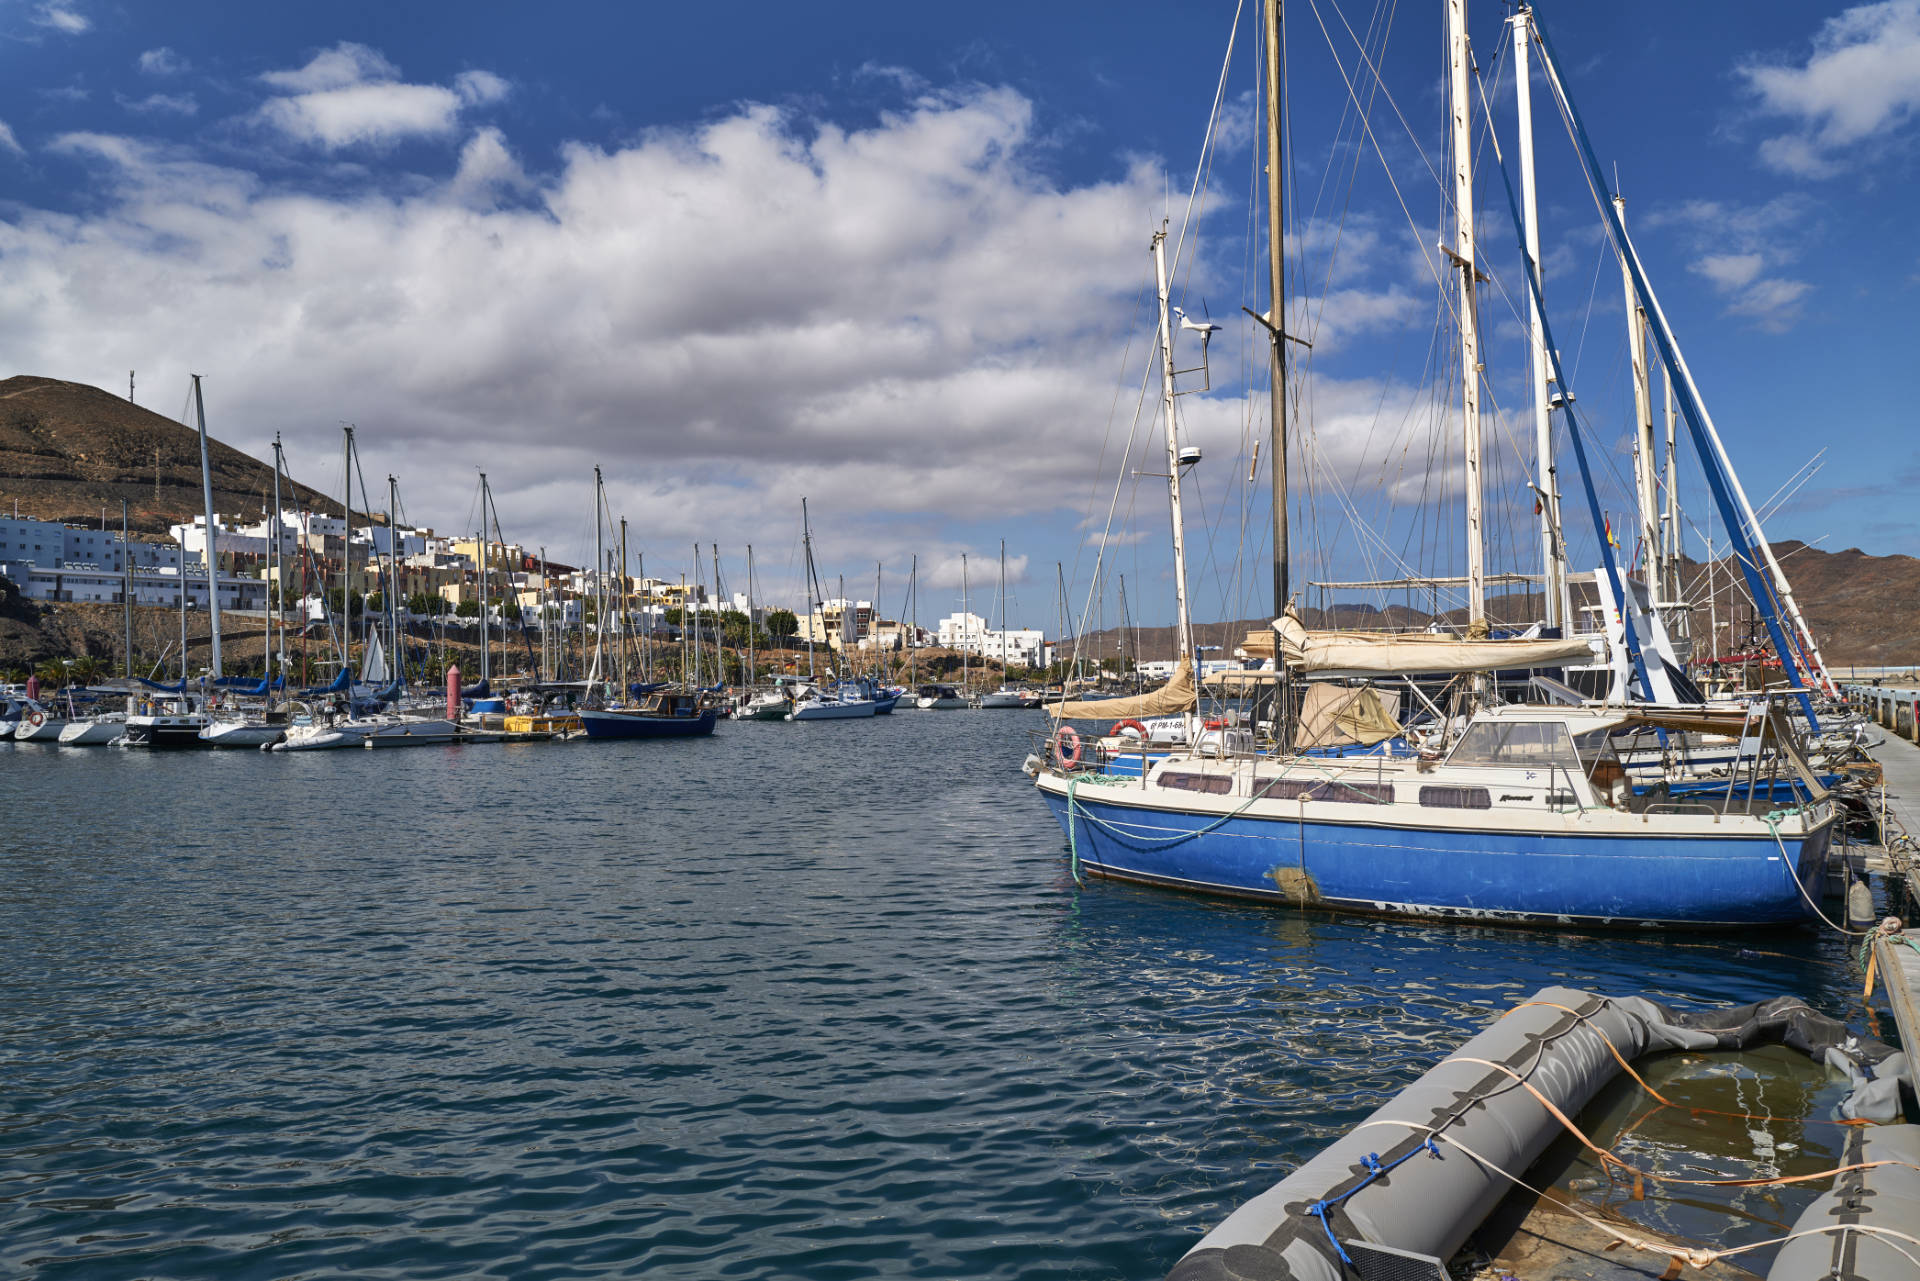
[33, 3, 89, 35]
[119, 92, 197, 117]
[1649, 197, 1817, 331]
[1739, 0, 1920, 176]
[138, 47, 189, 76]
[1, 84, 1168, 580]
[255, 43, 508, 150]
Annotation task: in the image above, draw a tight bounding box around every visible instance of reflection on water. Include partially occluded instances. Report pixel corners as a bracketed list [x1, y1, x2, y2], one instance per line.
[0, 716, 1881, 1280]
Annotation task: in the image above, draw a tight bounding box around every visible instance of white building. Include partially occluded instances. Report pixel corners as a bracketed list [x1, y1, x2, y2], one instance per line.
[935, 611, 1051, 667]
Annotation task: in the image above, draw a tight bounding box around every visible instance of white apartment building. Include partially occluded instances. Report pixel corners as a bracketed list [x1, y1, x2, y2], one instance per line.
[935, 611, 1052, 667]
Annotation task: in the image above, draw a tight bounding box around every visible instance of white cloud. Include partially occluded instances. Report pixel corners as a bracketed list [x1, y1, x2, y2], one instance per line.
[119, 93, 198, 117]
[34, 3, 89, 35]
[253, 43, 508, 150]
[454, 70, 510, 107]
[138, 47, 190, 76]
[0, 121, 22, 157]
[1650, 197, 1818, 332]
[1740, 0, 1920, 176]
[1690, 252, 1764, 290]
[0, 86, 1161, 578]
[260, 42, 398, 94]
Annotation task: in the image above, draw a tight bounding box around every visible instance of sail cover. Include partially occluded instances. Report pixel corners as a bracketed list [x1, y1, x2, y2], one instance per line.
[1052, 655, 1196, 720]
[1295, 683, 1403, 748]
[1238, 609, 1593, 677]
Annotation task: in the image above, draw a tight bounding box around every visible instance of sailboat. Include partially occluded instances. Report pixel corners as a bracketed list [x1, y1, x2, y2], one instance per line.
[1030, 0, 1837, 929]
[576, 469, 719, 740]
[784, 500, 876, 721]
[980, 540, 1035, 708]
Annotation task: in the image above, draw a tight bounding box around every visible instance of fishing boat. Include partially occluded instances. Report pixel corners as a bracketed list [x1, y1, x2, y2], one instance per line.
[1033, 0, 1841, 928]
[734, 688, 793, 721]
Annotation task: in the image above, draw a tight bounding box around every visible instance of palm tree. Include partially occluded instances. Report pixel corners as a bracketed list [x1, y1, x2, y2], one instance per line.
[68, 655, 104, 684]
[33, 659, 67, 689]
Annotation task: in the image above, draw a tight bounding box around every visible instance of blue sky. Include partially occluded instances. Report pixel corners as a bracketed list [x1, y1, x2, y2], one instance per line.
[1, 0, 1914, 630]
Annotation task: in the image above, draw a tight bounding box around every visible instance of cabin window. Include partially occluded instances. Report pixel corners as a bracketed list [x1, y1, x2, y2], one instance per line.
[1157, 770, 1233, 795]
[1445, 720, 1579, 769]
[1255, 777, 1393, 805]
[1419, 785, 1492, 810]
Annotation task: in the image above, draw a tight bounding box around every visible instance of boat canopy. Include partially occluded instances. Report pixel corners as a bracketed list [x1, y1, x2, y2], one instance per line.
[1237, 607, 1593, 677]
[1052, 655, 1195, 720]
[1296, 683, 1401, 748]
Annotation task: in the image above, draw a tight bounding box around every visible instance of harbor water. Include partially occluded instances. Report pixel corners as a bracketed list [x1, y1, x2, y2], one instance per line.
[0, 713, 1875, 1279]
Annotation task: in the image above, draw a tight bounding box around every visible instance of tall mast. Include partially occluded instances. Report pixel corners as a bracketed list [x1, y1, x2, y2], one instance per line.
[341, 426, 354, 672]
[269, 440, 284, 700]
[478, 471, 492, 685]
[713, 544, 726, 685]
[1513, 8, 1567, 629]
[387, 474, 402, 686]
[619, 518, 631, 693]
[997, 539, 1007, 675]
[1662, 372, 1681, 607]
[190, 375, 223, 681]
[691, 545, 704, 688]
[121, 499, 132, 681]
[1447, 0, 1487, 629]
[1151, 225, 1196, 662]
[801, 499, 816, 682]
[1264, 0, 1290, 624]
[746, 545, 757, 690]
[908, 554, 918, 686]
[961, 552, 971, 691]
[1616, 195, 1661, 579]
[539, 546, 549, 682]
[591, 467, 605, 687]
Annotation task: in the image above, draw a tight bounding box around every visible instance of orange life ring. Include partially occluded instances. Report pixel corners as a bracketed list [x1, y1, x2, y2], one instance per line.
[1111, 718, 1149, 740]
[26, 710, 45, 728]
[1054, 725, 1083, 769]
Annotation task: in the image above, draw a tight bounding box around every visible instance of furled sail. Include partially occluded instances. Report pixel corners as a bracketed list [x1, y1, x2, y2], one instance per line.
[1051, 655, 1195, 720]
[1238, 608, 1593, 677]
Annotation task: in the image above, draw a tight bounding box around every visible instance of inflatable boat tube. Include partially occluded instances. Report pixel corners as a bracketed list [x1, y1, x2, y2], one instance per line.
[1767, 1124, 1920, 1281]
[1167, 986, 1913, 1281]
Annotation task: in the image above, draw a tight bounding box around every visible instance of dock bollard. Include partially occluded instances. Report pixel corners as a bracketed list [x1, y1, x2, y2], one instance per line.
[447, 664, 461, 722]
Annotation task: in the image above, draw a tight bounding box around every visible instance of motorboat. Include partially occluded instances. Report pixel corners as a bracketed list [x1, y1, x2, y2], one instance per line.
[786, 684, 877, 721]
[915, 683, 971, 710]
[979, 686, 1037, 709]
[360, 716, 462, 747]
[123, 696, 211, 749]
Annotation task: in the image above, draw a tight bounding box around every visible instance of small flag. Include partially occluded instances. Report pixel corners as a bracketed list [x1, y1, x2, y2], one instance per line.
[1604, 515, 1618, 548]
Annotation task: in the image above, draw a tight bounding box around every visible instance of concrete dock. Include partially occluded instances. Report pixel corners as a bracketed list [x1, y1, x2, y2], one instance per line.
[1845, 684, 1920, 1060]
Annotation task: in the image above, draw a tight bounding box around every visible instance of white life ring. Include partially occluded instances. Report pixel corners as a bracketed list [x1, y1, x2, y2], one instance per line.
[26, 710, 45, 729]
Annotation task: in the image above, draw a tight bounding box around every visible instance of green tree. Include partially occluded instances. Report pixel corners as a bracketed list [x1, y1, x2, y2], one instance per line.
[455, 598, 480, 619]
[365, 592, 385, 615]
[69, 655, 104, 684]
[501, 601, 523, 622]
[34, 659, 67, 688]
[765, 609, 798, 643]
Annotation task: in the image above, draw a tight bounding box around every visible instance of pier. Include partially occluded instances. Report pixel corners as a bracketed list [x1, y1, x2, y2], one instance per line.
[1846, 683, 1920, 1062]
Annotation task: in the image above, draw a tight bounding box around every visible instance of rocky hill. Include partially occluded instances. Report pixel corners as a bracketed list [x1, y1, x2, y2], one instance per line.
[0, 375, 341, 535]
[1062, 542, 1920, 668]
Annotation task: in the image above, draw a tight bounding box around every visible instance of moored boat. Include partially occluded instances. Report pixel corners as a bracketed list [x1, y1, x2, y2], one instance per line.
[579, 689, 718, 739]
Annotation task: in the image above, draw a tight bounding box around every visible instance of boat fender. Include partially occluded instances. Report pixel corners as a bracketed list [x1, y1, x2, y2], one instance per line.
[1054, 726, 1083, 769]
[1766, 1124, 1920, 1281]
[1021, 753, 1043, 778]
[1112, 718, 1149, 740]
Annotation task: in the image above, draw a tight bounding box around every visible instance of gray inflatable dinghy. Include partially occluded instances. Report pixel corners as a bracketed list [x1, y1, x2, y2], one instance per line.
[1167, 986, 1915, 1281]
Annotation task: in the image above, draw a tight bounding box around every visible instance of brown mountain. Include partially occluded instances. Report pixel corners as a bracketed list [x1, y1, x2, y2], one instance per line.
[0, 375, 342, 535]
[1063, 542, 1920, 668]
